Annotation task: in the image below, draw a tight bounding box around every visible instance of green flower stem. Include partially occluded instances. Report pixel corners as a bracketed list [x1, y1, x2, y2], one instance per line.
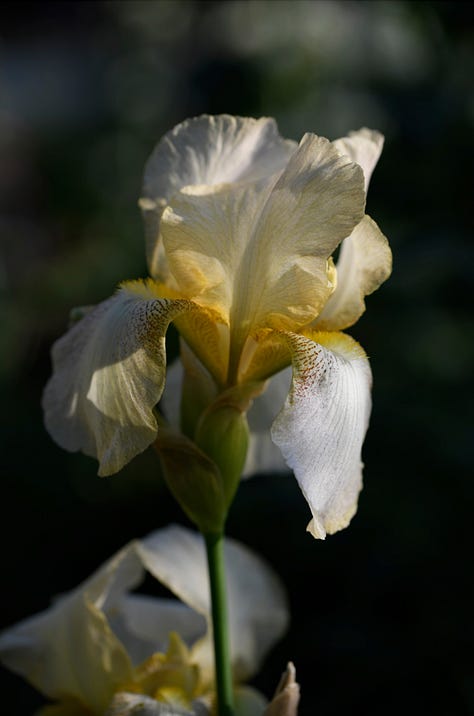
[205, 531, 235, 716]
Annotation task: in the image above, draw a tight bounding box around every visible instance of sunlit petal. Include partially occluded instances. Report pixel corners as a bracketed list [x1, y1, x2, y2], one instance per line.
[161, 179, 272, 321]
[333, 128, 384, 191]
[271, 331, 372, 539]
[162, 134, 365, 370]
[42, 281, 192, 476]
[140, 114, 296, 279]
[137, 525, 288, 685]
[314, 215, 392, 330]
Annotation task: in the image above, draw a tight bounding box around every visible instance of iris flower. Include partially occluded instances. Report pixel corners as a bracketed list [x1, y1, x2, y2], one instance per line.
[0, 525, 288, 715]
[43, 115, 391, 539]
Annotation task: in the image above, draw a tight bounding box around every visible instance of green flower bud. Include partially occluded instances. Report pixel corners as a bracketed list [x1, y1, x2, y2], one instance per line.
[154, 428, 226, 535]
[195, 403, 249, 511]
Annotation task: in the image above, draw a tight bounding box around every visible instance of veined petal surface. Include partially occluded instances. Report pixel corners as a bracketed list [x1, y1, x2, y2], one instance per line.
[42, 282, 191, 476]
[271, 332, 372, 539]
[140, 115, 296, 278]
[333, 128, 384, 191]
[161, 134, 365, 362]
[314, 215, 392, 331]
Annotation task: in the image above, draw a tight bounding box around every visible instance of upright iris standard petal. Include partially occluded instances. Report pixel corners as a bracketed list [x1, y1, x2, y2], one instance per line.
[314, 215, 392, 331]
[140, 114, 296, 279]
[316, 128, 391, 330]
[333, 128, 384, 192]
[271, 332, 372, 540]
[42, 282, 192, 476]
[161, 133, 366, 378]
[234, 134, 365, 335]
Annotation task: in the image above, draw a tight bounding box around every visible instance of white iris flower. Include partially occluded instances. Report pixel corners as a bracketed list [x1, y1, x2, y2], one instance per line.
[42, 115, 391, 539]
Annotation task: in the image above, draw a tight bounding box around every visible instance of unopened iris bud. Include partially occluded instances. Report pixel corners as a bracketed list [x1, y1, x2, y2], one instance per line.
[154, 428, 226, 535]
[195, 402, 249, 511]
[264, 663, 300, 716]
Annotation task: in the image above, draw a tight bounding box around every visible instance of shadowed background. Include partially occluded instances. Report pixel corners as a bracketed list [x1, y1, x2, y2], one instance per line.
[1, 2, 473, 714]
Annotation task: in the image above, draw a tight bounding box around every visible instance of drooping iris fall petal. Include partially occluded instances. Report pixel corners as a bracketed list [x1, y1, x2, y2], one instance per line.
[42, 282, 192, 476]
[271, 332, 372, 539]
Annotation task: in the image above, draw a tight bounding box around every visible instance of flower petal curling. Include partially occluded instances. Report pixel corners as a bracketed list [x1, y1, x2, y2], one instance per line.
[160, 180, 273, 322]
[333, 128, 384, 191]
[42, 281, 192, 476]
[0, 543, 142, 713]
[161, 133, 365, 369]
[137, 525, 289, 685]
[314, 215, 392, 331]
[140, 114, 296, 279]
[271, 331, 372, 539]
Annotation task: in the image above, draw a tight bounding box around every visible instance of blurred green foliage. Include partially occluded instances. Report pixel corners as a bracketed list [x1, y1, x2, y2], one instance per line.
[1, 2, 473, 714]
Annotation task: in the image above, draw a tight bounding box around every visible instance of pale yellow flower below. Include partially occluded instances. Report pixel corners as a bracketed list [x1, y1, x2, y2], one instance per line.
[0, 526, 288, 716]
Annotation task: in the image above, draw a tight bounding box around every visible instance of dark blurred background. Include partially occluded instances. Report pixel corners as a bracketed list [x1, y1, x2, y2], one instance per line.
[1, 1, 473, 714]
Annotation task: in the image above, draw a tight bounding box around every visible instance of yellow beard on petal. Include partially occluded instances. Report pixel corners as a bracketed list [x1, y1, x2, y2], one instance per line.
[117, 633, 203, 711]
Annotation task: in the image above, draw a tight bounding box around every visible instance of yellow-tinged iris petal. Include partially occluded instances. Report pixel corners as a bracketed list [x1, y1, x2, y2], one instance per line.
[0, 526, 289, 714]
[42, 114, 391, 536]
[119, 632, 200, 709]
[42, 282, 193, 476]
[315, 215, 392, 331]
[161, 133, 365, 386]
[140, 115, 296, 279]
